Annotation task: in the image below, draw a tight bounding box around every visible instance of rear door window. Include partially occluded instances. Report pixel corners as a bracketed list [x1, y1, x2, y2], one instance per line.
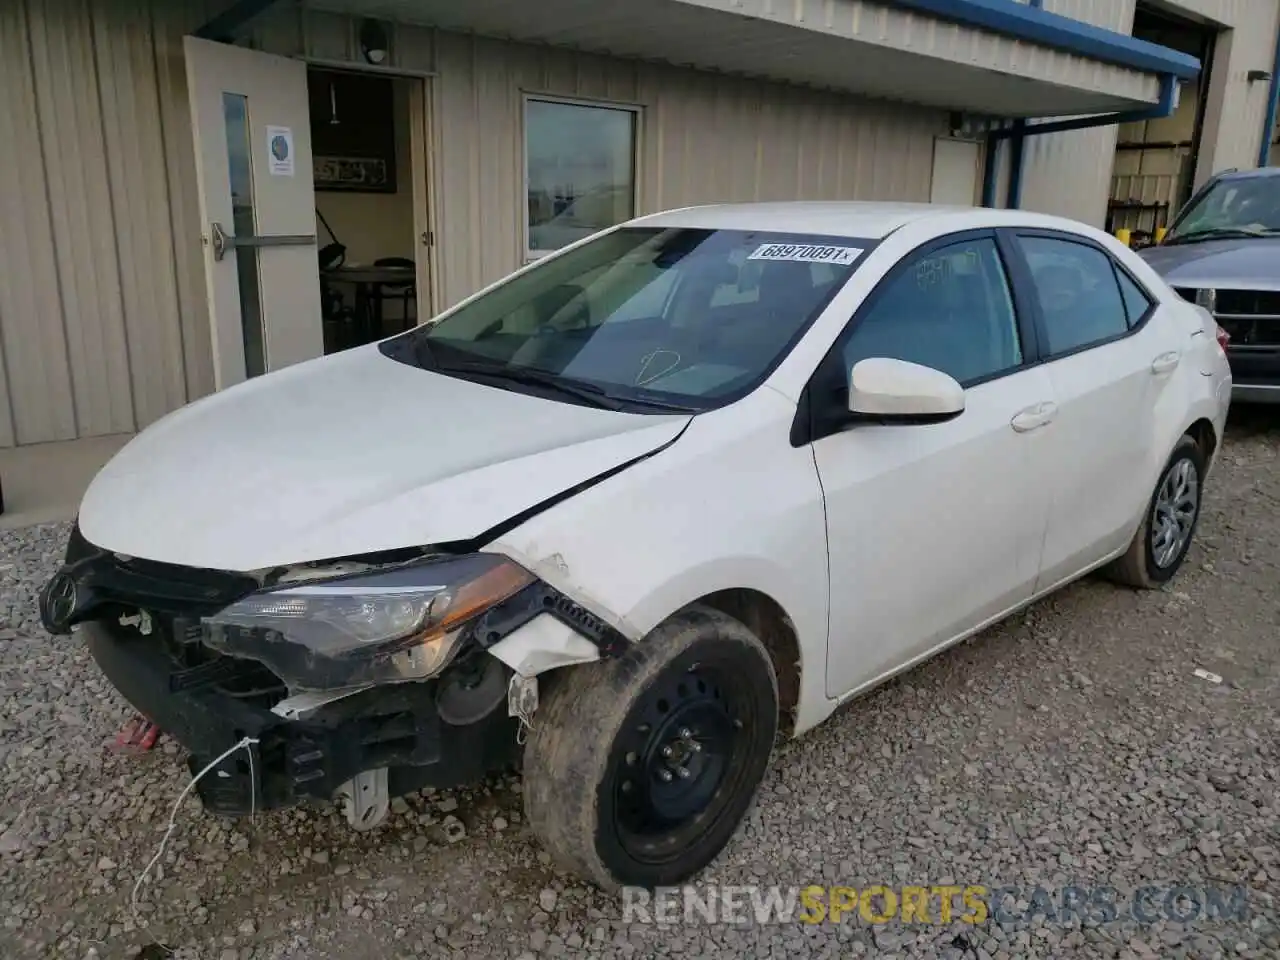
[1115, 269, 1154, 328]
[1018, 236, 1130, 356]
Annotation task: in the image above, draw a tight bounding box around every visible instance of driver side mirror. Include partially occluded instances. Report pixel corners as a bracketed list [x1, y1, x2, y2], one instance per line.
[848, 357, 965, 423]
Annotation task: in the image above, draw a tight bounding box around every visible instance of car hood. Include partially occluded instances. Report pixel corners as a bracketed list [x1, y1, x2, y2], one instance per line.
[1139, 237, 1280, 289]
[78, 346, 690, 572]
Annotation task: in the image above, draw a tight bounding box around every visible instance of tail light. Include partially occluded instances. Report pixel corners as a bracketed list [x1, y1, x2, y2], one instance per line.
[1215, 323, 1231, 352]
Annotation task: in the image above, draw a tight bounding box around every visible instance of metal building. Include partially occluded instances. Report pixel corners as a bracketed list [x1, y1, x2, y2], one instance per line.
[0, 0, 1276, 453]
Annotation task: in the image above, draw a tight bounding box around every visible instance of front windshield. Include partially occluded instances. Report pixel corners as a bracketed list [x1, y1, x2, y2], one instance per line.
[385, 227, 869, 411]
[1166, 176, 1280, 242]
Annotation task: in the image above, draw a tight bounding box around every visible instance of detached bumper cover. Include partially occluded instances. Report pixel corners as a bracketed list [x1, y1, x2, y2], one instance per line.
[83, 618, 518, 816]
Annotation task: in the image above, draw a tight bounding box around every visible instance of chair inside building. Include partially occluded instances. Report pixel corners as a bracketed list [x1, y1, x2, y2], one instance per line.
[310, 68, 420, 354]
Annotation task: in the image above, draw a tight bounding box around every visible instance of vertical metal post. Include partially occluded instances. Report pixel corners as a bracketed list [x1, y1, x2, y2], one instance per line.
[982, 133, 1001, 207]
[1007, 122, 1027, 208]
[1259, 21, 1280, 166]
[1005, 0, 1042, 208]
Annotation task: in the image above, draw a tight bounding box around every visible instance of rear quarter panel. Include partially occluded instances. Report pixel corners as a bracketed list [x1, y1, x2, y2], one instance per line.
[1107, 239, 1230, 486]
[1143, 305, 1230, 502]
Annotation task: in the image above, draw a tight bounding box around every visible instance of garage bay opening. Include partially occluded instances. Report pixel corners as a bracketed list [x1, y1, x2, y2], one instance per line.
[1107, 3, 1219, 243]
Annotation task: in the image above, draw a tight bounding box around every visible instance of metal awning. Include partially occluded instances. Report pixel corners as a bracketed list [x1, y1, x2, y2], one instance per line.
[223, 0, 1201, 119]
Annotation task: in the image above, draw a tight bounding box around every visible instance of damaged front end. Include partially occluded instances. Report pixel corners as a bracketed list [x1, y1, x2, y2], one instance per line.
[38, 525, 626, 827]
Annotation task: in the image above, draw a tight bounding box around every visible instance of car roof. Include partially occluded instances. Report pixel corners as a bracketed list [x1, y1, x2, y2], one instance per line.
[627, 201, 1097, 241]
[1214, 166, 1280, 182]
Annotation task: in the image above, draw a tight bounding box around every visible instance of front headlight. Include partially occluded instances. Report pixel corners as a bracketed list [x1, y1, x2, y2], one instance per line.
[1194, 288, 1217, 314]
[202, 553, 534, 690]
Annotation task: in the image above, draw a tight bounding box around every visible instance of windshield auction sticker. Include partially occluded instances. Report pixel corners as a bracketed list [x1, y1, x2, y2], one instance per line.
[748, 243, 862, 265]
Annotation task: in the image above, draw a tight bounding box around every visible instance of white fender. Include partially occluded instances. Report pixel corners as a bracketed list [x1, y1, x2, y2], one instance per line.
[486, 613, 602, 677]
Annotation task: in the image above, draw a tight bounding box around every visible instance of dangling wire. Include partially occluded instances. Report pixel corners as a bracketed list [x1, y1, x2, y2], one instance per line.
[131, 736, 261, 939]
[508, 674, 537, 745]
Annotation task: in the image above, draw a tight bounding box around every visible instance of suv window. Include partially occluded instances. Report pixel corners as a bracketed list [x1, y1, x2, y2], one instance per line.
[1116, 269, 1153, 328]
[1166, 175, 1280, 242]
[1020, 237, 1129, 355]
[841, 237, 1022, 385]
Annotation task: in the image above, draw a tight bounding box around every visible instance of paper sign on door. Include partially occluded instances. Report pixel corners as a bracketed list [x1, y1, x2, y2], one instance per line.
[267, 125, 294, 176]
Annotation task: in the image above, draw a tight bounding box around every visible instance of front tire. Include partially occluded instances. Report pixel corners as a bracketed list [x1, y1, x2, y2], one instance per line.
[1106, 434, 1205, 588]
[522, 605, 778, 891]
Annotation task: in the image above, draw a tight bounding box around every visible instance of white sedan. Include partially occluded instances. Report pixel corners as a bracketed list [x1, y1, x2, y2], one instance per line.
[39, 202, 1231, 891]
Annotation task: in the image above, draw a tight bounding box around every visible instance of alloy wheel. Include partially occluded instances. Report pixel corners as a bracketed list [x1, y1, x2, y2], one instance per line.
[1151, 456, 1199, 569]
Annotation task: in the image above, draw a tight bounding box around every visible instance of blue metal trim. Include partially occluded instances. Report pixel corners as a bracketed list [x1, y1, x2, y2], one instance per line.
[194, 0, 282, 41]
[989, 73, 1180, 141]
[1259, 25, 1280, 166]
[885, 0, 1200, 80]
[1004, 0, 1035, 210]
[981, 134, 1000, 207]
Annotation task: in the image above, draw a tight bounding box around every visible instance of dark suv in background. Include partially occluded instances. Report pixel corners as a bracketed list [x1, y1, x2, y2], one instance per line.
[1141, 166, 1280, 403]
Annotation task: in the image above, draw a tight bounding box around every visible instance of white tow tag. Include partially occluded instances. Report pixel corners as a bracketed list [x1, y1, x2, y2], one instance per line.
[508, 673, 539, 721]
[747, 243, 862, 265]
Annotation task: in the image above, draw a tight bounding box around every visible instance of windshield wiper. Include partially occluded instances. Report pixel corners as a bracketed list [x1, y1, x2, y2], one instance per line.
[1164, 226, 1279, 246]
[435, 360, 627, 410]
[612, 394, 700, 413]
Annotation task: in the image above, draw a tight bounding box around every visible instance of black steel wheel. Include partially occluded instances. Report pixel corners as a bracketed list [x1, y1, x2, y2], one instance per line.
[523, 605, 778, 890]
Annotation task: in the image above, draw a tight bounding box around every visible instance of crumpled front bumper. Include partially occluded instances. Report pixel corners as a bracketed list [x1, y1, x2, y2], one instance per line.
[82, 616, 519, 816]
[39, 523, 627, 816]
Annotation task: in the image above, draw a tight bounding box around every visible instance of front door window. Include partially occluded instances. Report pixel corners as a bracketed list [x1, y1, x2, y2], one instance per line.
[222, 93, 267, 378]
[840, 237, 1023, 386]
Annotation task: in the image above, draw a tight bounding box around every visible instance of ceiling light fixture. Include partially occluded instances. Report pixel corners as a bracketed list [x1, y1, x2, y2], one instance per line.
[360, 19, 388, 65]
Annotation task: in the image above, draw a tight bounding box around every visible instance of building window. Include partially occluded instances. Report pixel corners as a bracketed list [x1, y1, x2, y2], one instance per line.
[525, 96, 638, 258]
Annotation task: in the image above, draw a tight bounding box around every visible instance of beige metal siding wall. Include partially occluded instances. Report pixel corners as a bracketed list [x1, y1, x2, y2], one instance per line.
[246, 7, 951, 309]
[0, 0, 220, 448]
[1180, 0, 1280, 181]
[428, 32, 948, 309]
[1015, 0, 1137, 226]
[0, 1, 947, 448]
[1016, 0, 1280, 225]
[0, 1, 437, 448]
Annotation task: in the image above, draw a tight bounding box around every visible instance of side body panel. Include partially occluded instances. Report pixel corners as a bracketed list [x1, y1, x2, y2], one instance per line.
[487, 386, 836, 733]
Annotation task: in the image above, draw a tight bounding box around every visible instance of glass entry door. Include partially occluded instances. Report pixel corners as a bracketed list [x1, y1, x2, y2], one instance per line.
[185, 37, 324, 388]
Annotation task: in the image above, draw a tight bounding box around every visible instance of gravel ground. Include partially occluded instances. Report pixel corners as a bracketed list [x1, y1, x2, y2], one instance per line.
[1, 411, 1277, 960]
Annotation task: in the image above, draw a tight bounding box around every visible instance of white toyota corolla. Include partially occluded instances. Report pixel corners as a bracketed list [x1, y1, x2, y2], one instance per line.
[40, 202, 1230, 890]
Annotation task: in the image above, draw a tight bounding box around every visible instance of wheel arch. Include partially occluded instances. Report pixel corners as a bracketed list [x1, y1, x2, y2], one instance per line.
[1184, 416, 1218, 463]
[693, 588, 802, 737]
[496, 561, 822, 738]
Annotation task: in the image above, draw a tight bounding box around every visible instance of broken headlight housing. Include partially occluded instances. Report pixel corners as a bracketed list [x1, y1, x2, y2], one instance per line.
[202, 553, 534, 690]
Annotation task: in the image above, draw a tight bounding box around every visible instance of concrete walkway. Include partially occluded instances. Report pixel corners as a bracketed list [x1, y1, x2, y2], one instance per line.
[0, 434, 132, 529]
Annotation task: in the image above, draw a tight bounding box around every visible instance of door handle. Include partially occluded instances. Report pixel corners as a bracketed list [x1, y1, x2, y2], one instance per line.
[1151, 351, 1181, 374]
[209, 222, 315, 262]
[1011, 401, 1057, 433]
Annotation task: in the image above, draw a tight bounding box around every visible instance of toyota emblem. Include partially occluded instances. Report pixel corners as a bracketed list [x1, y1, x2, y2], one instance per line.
[40, 572, 79, 634]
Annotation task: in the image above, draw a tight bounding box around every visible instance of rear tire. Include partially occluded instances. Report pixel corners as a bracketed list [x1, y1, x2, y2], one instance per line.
[1106, 434, 1205, 589]
[522, 605, 778, 891]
